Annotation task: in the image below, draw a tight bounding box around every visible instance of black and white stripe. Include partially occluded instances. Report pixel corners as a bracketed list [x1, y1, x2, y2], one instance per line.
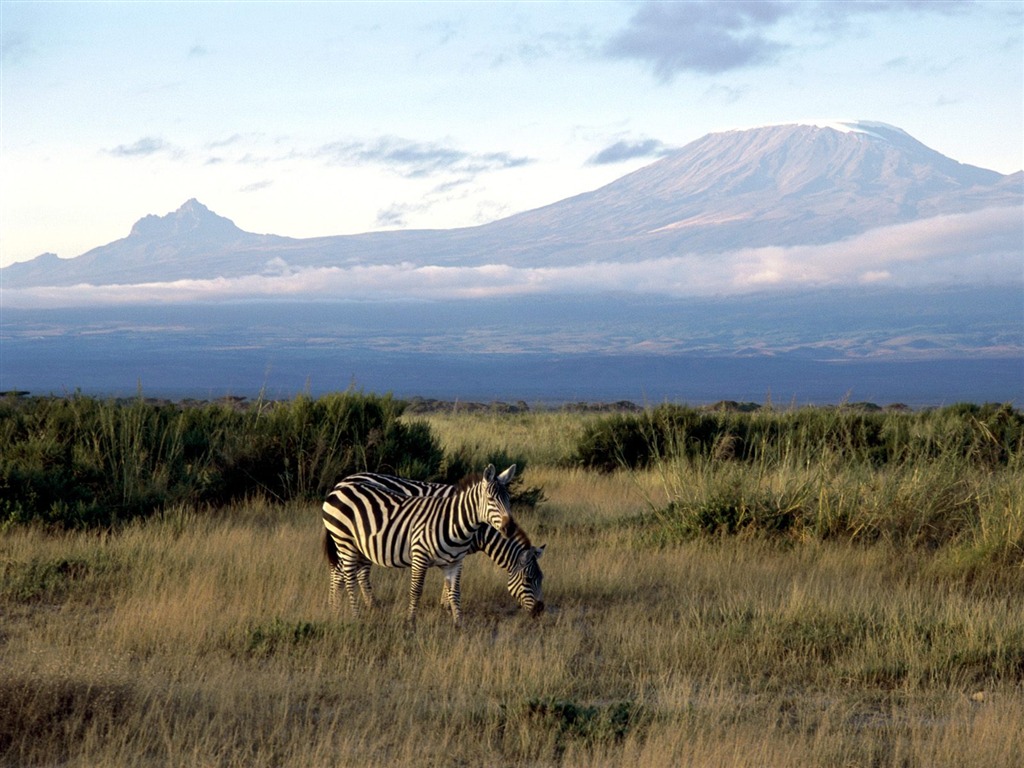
[343, 472, 545, 617]
[322, 464, 516, 626]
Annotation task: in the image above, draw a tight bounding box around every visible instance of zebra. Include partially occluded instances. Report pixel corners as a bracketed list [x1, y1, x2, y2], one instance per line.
[342, 471, 545, 617]
[322, 464, 517, 627]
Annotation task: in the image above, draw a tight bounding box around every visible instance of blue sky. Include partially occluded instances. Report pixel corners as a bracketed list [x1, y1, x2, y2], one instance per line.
[1, 0, 1022, 268]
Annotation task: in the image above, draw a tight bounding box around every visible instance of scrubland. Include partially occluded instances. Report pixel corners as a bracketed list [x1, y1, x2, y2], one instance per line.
[2, 396, 1022, 766]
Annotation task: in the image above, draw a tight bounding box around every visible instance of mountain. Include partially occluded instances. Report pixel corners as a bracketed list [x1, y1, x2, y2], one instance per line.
[3, 122, 1021, 288]
[482, 122, 1021, 263]
[2, 199, 300, 287]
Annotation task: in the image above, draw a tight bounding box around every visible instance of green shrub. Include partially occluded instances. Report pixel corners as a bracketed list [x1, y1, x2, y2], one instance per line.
[512, 697, 644, 751]
[243, 618, 326, 658]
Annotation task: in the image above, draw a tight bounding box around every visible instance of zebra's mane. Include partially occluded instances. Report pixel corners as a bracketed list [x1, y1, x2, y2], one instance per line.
[456, 473, 482, 491]
[509, 522, 532, 549]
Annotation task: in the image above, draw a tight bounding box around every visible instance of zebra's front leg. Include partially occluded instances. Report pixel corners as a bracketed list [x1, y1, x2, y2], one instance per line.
[441, 563, 464, 627]
[439, 566, 457, 612]
[439, 578, 452, 611]
[406, 557, 431, 627]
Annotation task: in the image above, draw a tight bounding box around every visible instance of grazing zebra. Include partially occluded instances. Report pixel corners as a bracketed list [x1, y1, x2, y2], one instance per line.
[322, 464, 516, 626]
[343, 472, 545, 617]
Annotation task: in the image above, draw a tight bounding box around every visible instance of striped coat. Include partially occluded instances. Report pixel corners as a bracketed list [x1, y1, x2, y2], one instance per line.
[322, 464, 516, 626]
[344, 472, 545, 617]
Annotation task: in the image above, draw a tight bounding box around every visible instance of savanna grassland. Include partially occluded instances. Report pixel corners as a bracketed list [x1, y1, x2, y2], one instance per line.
[1, 394, 1022, 767]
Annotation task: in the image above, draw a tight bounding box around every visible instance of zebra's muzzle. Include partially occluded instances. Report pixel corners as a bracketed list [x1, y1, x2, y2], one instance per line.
[530, 601, 545, 618]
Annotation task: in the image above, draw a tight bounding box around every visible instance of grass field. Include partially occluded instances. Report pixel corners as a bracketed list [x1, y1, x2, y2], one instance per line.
[2, 406, 1022, 766]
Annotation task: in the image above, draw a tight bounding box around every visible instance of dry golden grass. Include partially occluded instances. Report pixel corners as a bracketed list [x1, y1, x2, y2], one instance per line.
[2, 468, 1023, 767]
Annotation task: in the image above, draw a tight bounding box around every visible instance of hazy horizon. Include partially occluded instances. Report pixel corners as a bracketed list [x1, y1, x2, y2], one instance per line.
[4, 290, 1021, 407]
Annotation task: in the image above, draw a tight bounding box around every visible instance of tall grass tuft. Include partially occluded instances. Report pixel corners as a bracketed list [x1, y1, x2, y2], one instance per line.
[591, 404, 1024, 579]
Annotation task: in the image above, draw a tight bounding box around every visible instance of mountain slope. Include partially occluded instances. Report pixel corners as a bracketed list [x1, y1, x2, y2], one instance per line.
[475, 122, 1018, 263]
[3, 122, 1020, 287]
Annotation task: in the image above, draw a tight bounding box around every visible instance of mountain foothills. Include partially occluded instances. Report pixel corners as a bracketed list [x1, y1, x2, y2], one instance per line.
[4, 121, 1021, 289]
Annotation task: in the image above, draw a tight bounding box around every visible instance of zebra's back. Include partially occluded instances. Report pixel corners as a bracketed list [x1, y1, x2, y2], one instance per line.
[340, 472, 456, 499]
[323, 482, 446, 568]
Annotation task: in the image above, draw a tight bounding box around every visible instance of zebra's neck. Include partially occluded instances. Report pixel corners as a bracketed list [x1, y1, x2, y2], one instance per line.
[472, 523, 530, 568]
[441, 483, 495, 542]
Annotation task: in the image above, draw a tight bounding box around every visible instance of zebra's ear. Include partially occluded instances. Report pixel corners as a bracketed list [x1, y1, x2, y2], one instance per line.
[497, 464, 517, 485]
[533, 544, 546, 560]
[483, 464, 496, 482]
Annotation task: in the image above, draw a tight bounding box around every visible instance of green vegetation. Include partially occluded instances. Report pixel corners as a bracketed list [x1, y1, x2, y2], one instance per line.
[573, 401, 1024, 471]
[2, 395, 1022, 765]
[0, 391, 441, 528]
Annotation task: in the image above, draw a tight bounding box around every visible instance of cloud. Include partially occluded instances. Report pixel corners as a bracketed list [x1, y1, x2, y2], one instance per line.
[1, 30, 31, 66]
[240, 180, 273, 193]
[315, 136, 532, 178]
[814, 0, 973, 31]
[375, 179, 477, 227]
[376, 204, 412, 228]
[107, 137, 177, 158]
[488, 25, 596, 69]
[604, 1, 791, 79]
[6, 207, 1019, 308]
[588, 138, 671, 165]
[208, 134, 244, 149]
[604, 1, 982, 81]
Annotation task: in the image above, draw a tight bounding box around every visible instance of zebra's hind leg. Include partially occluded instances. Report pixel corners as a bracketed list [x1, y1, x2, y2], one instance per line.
[328, 564, 345, 611]
[355, 562, 380, 610]
[340, 557, 368, 617]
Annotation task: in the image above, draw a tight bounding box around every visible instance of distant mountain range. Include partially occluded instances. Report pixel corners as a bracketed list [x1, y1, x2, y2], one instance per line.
[4, 121, 1020, 290]
[4, 122, 1022, 402]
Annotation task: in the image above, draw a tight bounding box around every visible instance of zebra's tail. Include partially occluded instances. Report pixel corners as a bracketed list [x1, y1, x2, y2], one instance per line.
[322, 529, 339, 568]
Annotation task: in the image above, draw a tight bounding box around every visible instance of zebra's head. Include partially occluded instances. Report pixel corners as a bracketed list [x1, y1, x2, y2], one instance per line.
[480, 463, 516, 537]
[508, 542, 545, 617]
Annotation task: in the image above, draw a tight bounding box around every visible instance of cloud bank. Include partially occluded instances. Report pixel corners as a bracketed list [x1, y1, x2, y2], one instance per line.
[5, 207, 1019, 308]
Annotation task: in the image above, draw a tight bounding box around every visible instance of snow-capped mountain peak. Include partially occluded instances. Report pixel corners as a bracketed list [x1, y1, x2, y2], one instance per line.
[795, 119, 912, 140]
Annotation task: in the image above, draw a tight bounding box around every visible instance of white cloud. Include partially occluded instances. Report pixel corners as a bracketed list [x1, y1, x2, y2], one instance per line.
[314, 136, 532, 178]
[107, 137, 180, 158]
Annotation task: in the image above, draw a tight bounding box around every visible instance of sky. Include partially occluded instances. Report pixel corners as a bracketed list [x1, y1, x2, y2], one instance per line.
[1, 0, 1022, 271]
